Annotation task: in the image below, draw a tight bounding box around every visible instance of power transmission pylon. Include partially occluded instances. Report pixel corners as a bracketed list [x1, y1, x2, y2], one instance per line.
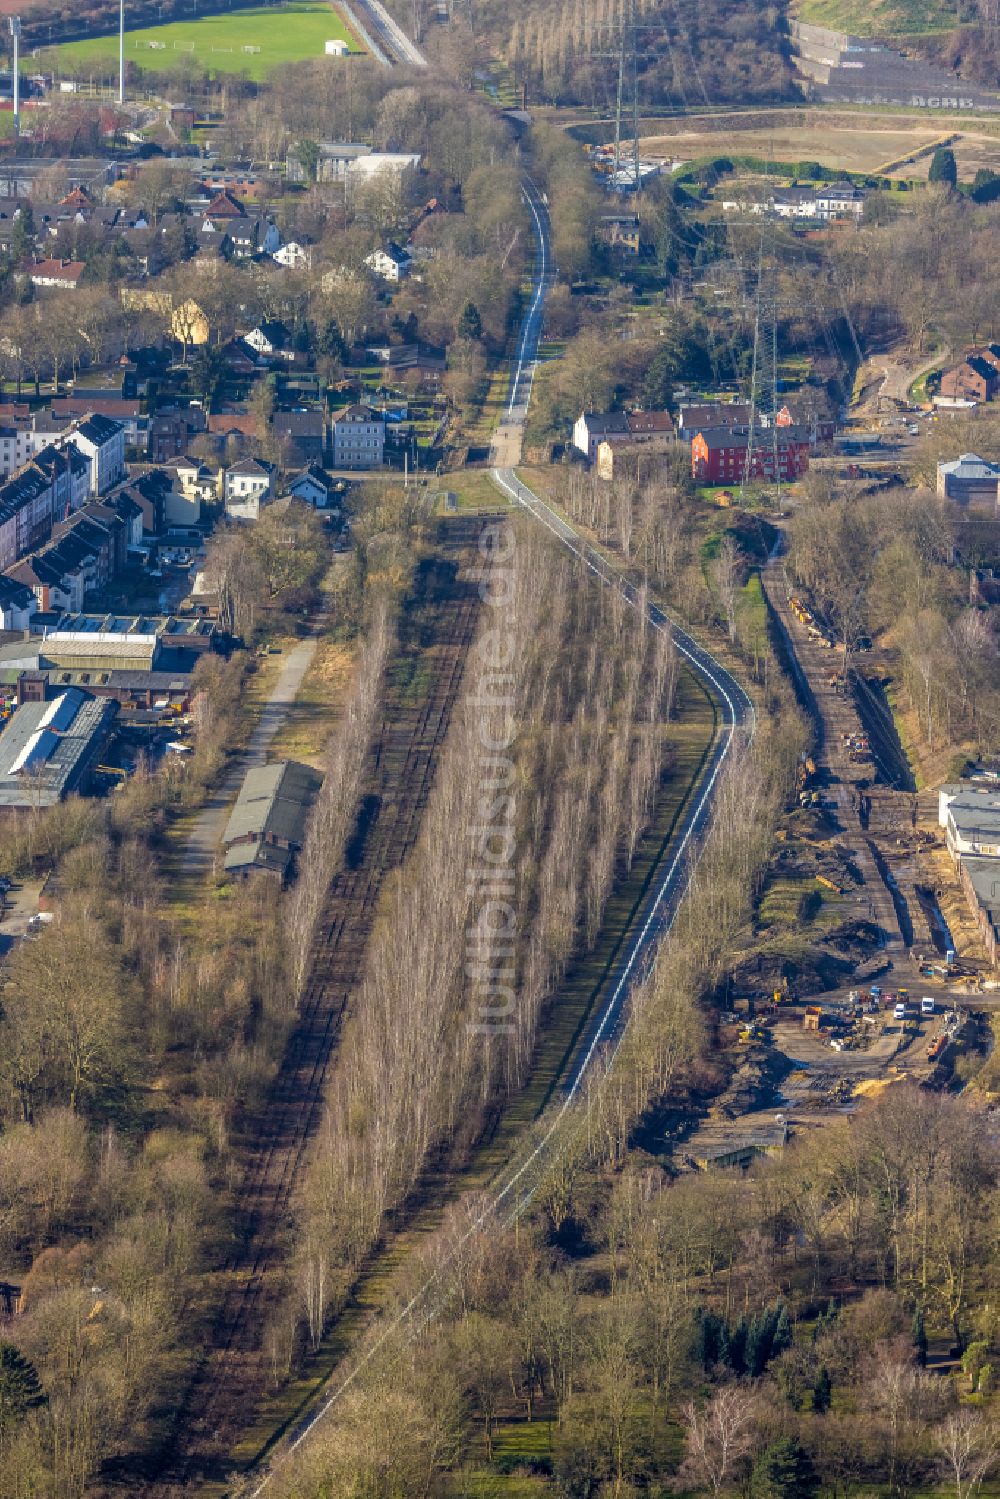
[741, 227, 781, 505]
[612, 0, 640, 192]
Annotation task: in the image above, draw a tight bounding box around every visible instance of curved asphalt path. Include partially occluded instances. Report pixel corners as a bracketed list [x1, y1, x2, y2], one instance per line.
[245, 178, 754, 1498]
[491, 177, 754, 1096]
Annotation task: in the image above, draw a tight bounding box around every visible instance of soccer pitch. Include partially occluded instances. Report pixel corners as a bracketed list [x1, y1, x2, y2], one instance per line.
[39, 1, 359, 82]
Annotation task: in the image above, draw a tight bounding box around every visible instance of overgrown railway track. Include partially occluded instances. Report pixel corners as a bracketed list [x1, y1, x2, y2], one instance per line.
[143, 520, 487, 1494]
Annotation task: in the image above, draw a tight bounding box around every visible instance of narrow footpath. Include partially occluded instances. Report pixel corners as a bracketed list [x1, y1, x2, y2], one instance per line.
[181, 633, 320, 878]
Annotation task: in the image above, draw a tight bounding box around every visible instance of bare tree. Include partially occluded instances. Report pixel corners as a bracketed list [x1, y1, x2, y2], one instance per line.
[937, 1410, 1000, 1499]
[677, 1385, 759, 1498]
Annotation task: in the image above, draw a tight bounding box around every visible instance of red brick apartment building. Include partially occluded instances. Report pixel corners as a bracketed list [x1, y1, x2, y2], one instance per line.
[691, 426, 812, 484]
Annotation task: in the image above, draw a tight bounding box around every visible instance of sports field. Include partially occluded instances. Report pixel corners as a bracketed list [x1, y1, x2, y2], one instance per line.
[38, 1, 359, 82]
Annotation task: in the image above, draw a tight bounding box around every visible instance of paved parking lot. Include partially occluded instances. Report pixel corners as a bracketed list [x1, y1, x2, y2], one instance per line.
[0, 879, 45, 961]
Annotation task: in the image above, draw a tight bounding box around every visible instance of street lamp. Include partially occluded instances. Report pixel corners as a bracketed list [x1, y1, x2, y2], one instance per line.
[119, 0, 125, 104]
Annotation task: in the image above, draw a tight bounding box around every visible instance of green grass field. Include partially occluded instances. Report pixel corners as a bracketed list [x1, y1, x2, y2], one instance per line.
[39, 1, 358, 82]
[792, 0, 961, 36]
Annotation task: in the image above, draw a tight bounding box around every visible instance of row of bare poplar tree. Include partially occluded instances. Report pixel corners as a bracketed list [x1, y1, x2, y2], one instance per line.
[286, 601, 395, 996]
[285, 519, 680, 1349]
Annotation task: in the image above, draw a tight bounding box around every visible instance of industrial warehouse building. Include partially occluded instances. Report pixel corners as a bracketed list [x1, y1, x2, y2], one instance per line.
[939, 785, 1000, 964]
[0, 687, 118, 809]
[936, 454, 1000, 510]
[223, 760, 323, 882]
[0, 612, 219, 676]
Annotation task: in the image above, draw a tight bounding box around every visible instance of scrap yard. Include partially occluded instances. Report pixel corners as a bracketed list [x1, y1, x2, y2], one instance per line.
[670, 537, 997, 1173]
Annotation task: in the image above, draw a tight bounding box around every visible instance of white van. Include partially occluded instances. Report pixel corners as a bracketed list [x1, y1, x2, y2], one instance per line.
[893, 1001, 907, 1022]
[921, 996, 935, 1016]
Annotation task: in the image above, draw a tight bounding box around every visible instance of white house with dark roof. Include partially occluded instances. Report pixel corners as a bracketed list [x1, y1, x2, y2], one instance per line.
[224, 457, 276, 520]
[272, 240, 312, 270]
[69, 413, 126, 496]
[0, 574, 36, 630]
[572, 410, 630, 463]
[365, 242, 412, 282]
[331, 404, 385, 469]
[244, 320, 295, 360]
[287, 465, 341, 510]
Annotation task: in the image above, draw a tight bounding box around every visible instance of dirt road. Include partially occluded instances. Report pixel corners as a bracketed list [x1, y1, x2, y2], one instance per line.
[181, 635, 319, 879]
[761, 547, 910, 967]
[853, 345, 946, 418]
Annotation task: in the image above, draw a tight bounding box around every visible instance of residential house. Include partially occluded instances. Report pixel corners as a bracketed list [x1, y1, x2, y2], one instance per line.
[273, 241, 312, 270]
[0, 426, 44, 482]
[166, 454, 218, 507]
[624, 409, 674, 441]
[51, 397, 146, 451]
[572, 410, 631, 463]
[273, 410, 326, 467]
[691, 425, 812, 484]
[51, 499, 129, 584]
[224, 458, 276, 520]
[33, 442, 89, 518]
[244, 321, 295, 360]
[677, 403, 753, 432]
[331, 404, 385, 470]
[202, 190, 246, 223]
[70, 414, 126, 495]
[0, 466, 55, 571]
[598, 212, 642, 254]
[722, 182, 866, 221]
[814, 181, 866, 220]
[113, 469, 172, 536]
[227, 216, 280, 261]
[592, 409, 674, 479]
[0, 574, 36, 630]
[971, 343, 1000, 374]
[7, 553, 82, 613]
[148, 408, 207, 464]
[105, 489, 144, 551]
[939, 356, 999, 404]
[27, 258, 86, 291]
[287, 465, 341, 510]
[194, 228, 231, 265]
[363, 342, 447, 374]
[366, 242, 412, 282]
[677, 400, 834, 443]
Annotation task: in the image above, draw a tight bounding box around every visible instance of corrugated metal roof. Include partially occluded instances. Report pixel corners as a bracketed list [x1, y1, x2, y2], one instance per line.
[223, 760, 322, 854]
[0, 688, 117, 805]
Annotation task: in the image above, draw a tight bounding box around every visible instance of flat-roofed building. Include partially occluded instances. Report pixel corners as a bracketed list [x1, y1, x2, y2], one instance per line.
[959, 857, 1000, 965]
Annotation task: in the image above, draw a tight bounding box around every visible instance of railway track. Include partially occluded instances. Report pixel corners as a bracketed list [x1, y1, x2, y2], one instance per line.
[760, 549, 909, 956]
[344, 0, 427, 66]
[143, 520, 486, 1494]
